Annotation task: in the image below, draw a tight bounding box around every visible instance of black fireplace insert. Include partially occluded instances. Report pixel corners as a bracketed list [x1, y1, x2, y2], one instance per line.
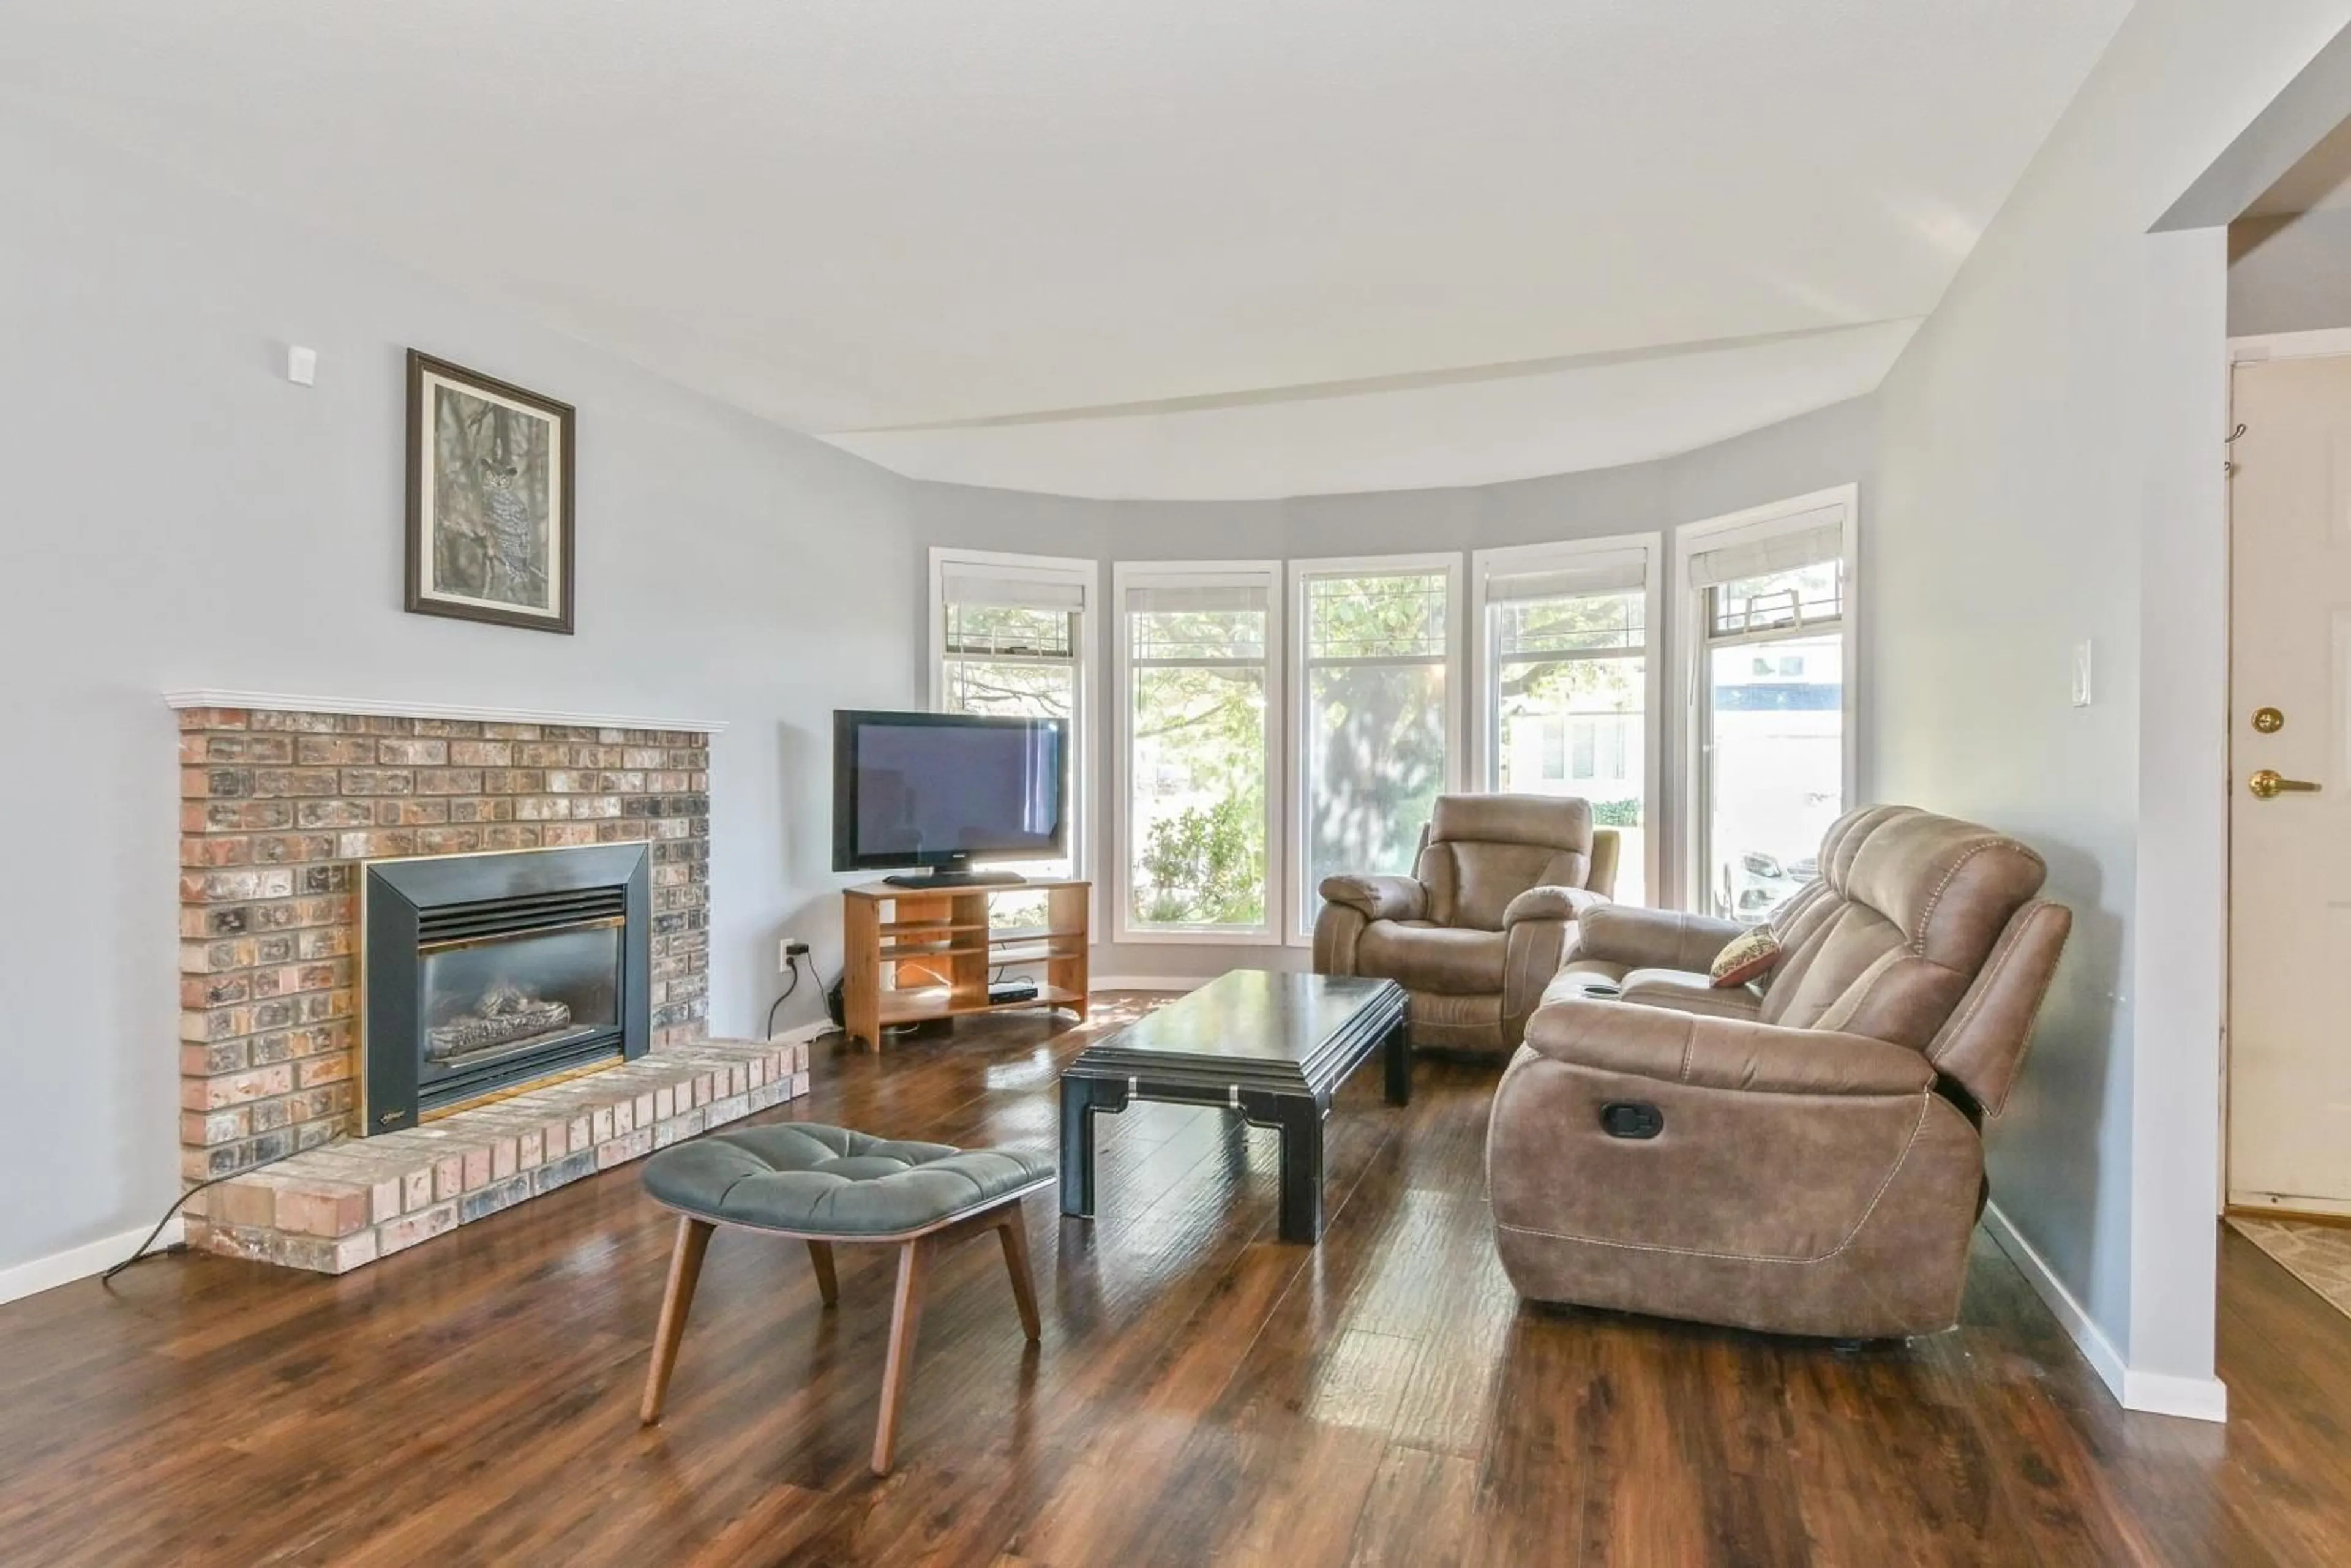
[362, 843, 651, 1133]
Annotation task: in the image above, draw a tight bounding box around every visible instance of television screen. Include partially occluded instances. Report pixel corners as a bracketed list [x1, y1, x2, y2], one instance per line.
[832, 711, 1067, 874]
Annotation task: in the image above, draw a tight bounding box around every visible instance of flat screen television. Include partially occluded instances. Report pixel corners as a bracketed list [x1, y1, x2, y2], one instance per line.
[831, 710, 1068, 886]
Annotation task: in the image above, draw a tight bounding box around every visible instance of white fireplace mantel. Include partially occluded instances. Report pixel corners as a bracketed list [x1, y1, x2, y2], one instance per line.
[163, 689, 729, 734]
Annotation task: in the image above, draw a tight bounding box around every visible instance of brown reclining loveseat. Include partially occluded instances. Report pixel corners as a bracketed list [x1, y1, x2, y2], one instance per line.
[1486, 805, 2071, 1339]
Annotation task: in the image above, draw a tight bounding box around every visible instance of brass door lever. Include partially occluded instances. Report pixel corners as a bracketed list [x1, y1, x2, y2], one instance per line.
[2248, 769, 2321, 799]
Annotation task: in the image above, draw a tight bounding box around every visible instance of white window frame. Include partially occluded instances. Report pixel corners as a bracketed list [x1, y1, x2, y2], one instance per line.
[1287, 552, 1466, 944]
[925, 547, 1099, 902]
[1109, 560, 1285, 945]
[1470, 531, 1664, 906]
[1670, 485, 1859, 913]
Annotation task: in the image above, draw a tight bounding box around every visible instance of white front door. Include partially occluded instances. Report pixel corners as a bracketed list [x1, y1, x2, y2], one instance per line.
[2228, 351, 2351, 1217]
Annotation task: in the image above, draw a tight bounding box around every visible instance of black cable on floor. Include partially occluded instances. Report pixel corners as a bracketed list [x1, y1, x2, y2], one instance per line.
[101, 1163, 278, 1286]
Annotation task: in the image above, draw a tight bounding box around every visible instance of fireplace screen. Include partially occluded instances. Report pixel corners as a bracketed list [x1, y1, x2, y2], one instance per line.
[420, 920, 621, 1076]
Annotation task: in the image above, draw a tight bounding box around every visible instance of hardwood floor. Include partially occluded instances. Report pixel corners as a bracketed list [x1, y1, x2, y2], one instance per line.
[3, 992, 2349, 1565]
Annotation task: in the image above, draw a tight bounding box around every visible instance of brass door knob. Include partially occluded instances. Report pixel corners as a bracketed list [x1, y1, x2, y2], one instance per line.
[2249, 768, 2321, 799]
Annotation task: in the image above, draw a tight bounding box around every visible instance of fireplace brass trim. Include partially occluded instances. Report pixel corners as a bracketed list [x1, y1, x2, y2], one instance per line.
[419, 1052, 628, 1123]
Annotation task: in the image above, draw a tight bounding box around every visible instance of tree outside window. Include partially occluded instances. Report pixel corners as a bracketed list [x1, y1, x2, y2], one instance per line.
[1125, 589, 1270, 931]
[1299, 571, 1453, 931]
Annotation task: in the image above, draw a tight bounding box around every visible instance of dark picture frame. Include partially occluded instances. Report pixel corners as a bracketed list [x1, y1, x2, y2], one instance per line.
[405, 349, 577, 634]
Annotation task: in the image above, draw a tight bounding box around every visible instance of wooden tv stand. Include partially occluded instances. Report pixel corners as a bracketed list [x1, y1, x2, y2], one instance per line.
[840, 879, 1090, 1049]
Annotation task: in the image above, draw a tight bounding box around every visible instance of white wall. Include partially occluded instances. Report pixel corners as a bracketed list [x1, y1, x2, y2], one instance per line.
[0, 119, 922, 1281]
[910, 396, 1881, 978]
[1869, 0, 2351, 1411]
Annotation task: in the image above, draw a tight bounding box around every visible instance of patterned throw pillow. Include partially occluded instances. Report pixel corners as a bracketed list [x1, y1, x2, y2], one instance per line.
[1709, 926, 1782, 989]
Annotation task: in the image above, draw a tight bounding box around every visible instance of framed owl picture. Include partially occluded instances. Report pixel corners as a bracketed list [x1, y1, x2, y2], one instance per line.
[405, 350, 577, 634]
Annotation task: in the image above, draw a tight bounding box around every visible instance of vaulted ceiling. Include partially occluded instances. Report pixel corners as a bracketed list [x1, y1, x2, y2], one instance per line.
[2, 2, 2134, 498]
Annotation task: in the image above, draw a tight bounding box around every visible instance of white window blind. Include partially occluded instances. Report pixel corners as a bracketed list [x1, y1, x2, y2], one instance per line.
[1128, 579, 1269, 662]
[1123, 583, 1268, 615]
[940, 565, 1086, 610]
[1685, 516, 1843, 590]
[1483, 549, 1648, 604]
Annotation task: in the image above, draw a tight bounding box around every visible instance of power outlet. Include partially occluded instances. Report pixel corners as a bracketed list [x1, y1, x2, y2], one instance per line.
[778, 937, 811, 972]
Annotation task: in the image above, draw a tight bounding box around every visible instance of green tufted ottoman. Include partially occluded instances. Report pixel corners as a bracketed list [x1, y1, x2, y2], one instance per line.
[636, 1123, 1055, 1474]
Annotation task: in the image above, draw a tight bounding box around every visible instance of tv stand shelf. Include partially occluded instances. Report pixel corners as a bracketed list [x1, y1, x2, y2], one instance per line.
[841, 879, 1089, 1049]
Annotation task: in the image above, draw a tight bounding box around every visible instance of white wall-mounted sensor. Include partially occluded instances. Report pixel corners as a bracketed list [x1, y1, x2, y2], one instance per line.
[286, 345, 318, 386]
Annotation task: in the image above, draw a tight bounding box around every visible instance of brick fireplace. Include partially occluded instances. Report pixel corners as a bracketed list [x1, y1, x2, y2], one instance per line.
[170, 698, 809, 1272]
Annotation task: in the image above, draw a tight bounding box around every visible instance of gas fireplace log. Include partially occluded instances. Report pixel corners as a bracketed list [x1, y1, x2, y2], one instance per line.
[426, 999, 574, 1061]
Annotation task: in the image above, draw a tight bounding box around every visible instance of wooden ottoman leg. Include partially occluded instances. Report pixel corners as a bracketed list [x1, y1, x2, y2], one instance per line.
[872, 1236, 934, 1475]
[807, 1240, 840, 1307]
[641, 1216, 715, 1425]
[997, 1209, 1041, 1342]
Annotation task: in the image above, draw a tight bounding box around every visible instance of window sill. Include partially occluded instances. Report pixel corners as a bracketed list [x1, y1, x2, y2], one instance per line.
[1109, 925, 1283, 947]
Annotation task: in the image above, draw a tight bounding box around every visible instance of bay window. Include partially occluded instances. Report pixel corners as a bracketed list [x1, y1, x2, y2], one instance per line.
[1291, 556, 1461, 937]
[923, 492, 1859, 946]
[929, 549, 1093, 917]
[1113, 563, 1282, 940]
[1676, 490, 1856, 923]
[1473, 536, 1660, 905]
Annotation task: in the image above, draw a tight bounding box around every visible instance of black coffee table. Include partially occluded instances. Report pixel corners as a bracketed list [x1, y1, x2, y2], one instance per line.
[1057, 970, 1409, 1244]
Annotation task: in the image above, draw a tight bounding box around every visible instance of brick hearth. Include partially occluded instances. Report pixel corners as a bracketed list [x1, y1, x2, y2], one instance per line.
[170, 700, 801, 1272]
[198, 1036, 811, 1273]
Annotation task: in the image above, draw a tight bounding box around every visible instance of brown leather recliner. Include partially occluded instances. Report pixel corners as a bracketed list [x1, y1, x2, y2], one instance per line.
[1313, 793, 1618, 1059]
[1487, 805, 2071, 1340]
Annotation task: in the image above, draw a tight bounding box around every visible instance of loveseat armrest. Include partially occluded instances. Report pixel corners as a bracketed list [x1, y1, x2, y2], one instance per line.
[1523, 998, 1937, 1097]
[1571, 904, 1746, 973]
[1319, 874, 1427, 923]
[1503, 884, 1611, 928]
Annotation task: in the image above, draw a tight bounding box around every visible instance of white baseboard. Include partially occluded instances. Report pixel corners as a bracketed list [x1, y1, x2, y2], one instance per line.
[1089, 976, 1213, 992]
[1982, 1202, 2227, 1424]
[767, 1021, 833, 1045]
[0, 1217, 183, 1307]
[2123, 1367, 2230, 1422]
[1982, 1202, 2128, 1398]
